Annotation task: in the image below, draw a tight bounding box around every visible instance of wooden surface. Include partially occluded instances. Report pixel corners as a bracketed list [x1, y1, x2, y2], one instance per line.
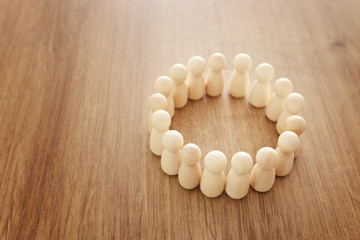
[1, 0, 360, 239]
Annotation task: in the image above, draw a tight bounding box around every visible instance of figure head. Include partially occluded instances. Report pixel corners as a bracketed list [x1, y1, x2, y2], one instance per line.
[231, 152, 253, 175]
[233, 53, 252, 74]
[148, 93, 167, 111]
[274, 78, 293, 98]
[181, 143, 201, 165]
[204, 150, 227, 174]
[169, 63, 188, 84]
[162, 130, 184, 152]
[285, 115, 306, 135]
[278, 131, 300, 153]
[154, 76, 174, 96]
[255, 63, 275, 83]
[208, 53, 227, 72]
[256, 147, 278, 170]
[285, 93, 305, 114]
[187, 56, 206, 76]
[151, 110, 171, 131]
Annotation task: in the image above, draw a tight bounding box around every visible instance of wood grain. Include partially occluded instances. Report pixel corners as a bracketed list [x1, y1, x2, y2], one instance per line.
[1, 0, 360, 239]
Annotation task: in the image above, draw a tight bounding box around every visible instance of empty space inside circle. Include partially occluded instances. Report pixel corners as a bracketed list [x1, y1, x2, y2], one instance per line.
[171, 93, 278, 171]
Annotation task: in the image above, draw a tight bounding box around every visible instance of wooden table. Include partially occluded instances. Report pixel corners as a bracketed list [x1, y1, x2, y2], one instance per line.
[1, 0, 359, 239]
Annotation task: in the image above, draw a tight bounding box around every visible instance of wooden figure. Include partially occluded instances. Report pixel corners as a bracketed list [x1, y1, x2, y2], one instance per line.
[225, 152, 253, 199]
[248, 63, 275, 108]
[275, 131, 300, 177]
[161, 130, 184, 175]
[200, 150, 227, 198]
[205, 53, 227, 97]
[178, 143, 202, 190]
[249, 147, 278, 192]
[186, 56, 207, 100]
[265, 78, 293, 122]
[276, 92, 305, 134]
[149, 110, 171, 156]
[154, 76, 175, 118]
[147, 93, 167, 133]
[169, 63, 188, 108]
[285, 115, 306, 158]
[229, 53, 252, 98]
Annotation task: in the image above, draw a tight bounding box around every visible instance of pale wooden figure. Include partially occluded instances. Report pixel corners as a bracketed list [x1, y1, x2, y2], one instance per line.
[169, 63, 188, 108]
[285, 115, 306, 158]
[248, 63, 275, 108]
[229, 53, 252, 98]
[161, 130, 184, 175]
[154, 76, 175, 118]
[178, 143, 202, 190]
[225, 152, 253, 199]
[200, 150, 227, 198]
[186, 56, 207, 100]
[149, 110, 171, 156]
[249, 147, 278, 192]
[205, 53, 227, 97]
[276, 93, 305, 134]
[265, 78, 293, 122]
[275, 131, 300, 177]
[147, 93, 167, 133]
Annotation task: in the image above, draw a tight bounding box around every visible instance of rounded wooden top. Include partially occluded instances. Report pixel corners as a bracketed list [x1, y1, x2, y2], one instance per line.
[278, 131, 300, 153]
[187, 56, 206, 76]
[151, 110, 171, 131]
[209, 53, 227, 72]
[148, 93, 167, 111]
[233, 53, 252, 74]
[286, 115, 306, 135]
[181, 143, 201, 165]
[256, 147, 278, 170]
[274, 78, 293, 98]
[255, 63, 274, 83]
[231, 152, 253, 175]
[162, 130, 184, 151]
[285, 93, 305, 114]
[154, 76, 174, 96]
[204, 150, 227, 173]
[169, 63, 188, 84]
